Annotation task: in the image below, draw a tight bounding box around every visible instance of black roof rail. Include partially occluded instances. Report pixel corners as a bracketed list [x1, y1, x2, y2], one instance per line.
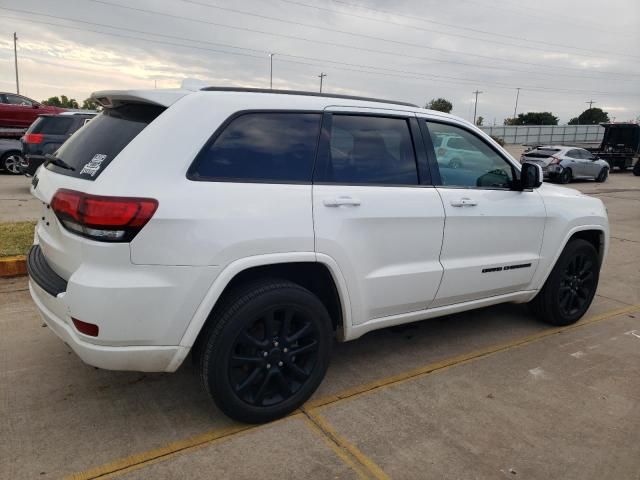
[200, 87, 419, 108]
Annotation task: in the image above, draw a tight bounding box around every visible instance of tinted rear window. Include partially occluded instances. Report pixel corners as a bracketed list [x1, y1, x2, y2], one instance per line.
[189, 112, 322, 182]
[29, 117, 74, 135]
[46, 104, 164, 180]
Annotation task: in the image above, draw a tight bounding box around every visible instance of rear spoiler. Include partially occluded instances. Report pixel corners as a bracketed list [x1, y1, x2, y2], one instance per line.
[91, 79, 208, 108]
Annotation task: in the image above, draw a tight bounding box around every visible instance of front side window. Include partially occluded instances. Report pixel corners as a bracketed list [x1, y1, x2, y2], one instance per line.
[5, 94, 32, 106]
[317, 115, 418, 185]
[189, 113, 322, 182]
[426, 121, 514, 189]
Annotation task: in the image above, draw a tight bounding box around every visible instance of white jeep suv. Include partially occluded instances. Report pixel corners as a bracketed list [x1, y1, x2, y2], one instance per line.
[27, 86, 608, 423]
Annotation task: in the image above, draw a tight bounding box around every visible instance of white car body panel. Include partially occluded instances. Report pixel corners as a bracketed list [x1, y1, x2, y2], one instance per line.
[26, 88, 609, 372]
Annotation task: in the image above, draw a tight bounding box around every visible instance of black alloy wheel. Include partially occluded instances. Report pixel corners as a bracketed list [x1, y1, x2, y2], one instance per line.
[559, 167, 572, 184]
[229, 306, 320, 407]
[199, 279, 332, 423]
[558, 253, 596, 318]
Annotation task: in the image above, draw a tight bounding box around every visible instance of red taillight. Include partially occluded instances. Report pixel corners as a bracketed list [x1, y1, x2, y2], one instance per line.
[72, 318, 99, 337]
[51, 189, 158, 242]
[550, 155, 562, 165]
[24, 133, 44, 144]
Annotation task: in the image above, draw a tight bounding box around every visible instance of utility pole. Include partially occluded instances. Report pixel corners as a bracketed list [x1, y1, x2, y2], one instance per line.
[318, 72, 327, 93]
[513, 87, 521, 120]
[586, 99, 595, 109]
[472, 90, 482, 124]
[269, 53, 274, 89]
[13, 32, 20, 94]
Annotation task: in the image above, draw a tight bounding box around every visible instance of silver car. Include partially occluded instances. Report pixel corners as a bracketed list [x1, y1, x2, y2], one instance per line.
[520, 145, 610, 184]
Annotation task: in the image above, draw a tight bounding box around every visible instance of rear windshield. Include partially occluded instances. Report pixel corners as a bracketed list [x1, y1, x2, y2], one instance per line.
[46, 103, 165, 180]
[28, 116, 75, 135]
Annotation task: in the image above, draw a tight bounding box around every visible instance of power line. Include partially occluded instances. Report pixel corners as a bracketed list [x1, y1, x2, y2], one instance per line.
[84, 0, 640, 80]
[2, 10, 637, 99]
[281, 0, 640, 61]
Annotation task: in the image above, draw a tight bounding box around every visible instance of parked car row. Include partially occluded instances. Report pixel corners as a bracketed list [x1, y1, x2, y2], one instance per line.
[0, 109, 96, 175]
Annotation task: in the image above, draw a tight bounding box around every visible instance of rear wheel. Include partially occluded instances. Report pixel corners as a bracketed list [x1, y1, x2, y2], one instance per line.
[1, 152, 24, 175]
[633, 161, 640, 176]
[595, 167, 608, 183]
[199, 279, 332, 423]
[529, 239, 600, 326]
[559, 167, 572, 184]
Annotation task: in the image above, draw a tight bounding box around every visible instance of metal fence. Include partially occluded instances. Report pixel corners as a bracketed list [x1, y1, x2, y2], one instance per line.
[480, 125, 604, 146]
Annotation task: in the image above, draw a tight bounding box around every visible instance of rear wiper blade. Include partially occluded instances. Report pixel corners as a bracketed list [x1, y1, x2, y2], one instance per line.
[44, 154, 75, 171]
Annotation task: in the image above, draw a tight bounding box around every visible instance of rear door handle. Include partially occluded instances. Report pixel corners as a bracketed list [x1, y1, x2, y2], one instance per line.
[450, 197, 478, 207]
[323, 196, 361, 207]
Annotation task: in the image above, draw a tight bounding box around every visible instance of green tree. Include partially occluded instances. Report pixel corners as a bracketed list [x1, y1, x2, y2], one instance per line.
[81, 98, 100, 111]
[507, 112, 559, 125]
[41, 95, 79, 109]
[567, 108, 609, 125]
[426, 98, 453, 113]
[475, 116, 484, 126]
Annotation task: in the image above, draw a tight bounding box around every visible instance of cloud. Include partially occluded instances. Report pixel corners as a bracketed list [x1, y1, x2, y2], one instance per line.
[0, 0, 638, 123]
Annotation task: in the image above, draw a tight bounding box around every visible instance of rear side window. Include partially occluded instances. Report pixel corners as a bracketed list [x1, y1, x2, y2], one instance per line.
[29, 117, 74, 135]
[317, 115, 419, 185]
[189, 113, 322, 182]
[47, 104, 164, 180]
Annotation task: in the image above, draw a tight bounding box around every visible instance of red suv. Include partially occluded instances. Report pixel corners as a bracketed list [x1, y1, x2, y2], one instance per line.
[0, 93, 67, 128]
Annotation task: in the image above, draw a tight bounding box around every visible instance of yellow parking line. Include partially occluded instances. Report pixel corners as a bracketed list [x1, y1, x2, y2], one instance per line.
[306, 303, 640, 409]
[67, 303, 640, 479]
[303, 408, 391, 480]
[64, 423, 255, 480]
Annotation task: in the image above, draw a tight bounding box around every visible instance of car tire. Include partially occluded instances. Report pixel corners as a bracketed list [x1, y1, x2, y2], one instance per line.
[595, 167, 608, 183]
[1, 151, 24, 175]
[633, 161, 640, 176]
[529, 239, 600, 326]
[559, 167, 572, 184]
[199, 278, 332, 423]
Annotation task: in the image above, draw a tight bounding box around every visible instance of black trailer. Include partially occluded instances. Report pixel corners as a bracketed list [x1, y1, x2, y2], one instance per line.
[587, 123, 640, 175]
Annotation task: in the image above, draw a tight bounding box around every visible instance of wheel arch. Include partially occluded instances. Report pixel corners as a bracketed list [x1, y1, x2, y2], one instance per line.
[179, 253, 352, 353]
[534, 225, 607, 294]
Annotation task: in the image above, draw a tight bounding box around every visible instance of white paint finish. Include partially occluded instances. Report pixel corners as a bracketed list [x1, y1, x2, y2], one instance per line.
[25, 88, 611, 372]
[313, 184, 445, 323]
[432, 188, 546, 306]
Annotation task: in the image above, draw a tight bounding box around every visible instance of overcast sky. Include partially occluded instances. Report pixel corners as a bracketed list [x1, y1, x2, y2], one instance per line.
[0, 0, 638, 124]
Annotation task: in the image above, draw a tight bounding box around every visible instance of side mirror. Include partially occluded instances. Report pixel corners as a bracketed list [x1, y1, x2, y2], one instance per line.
[520, 162, 542, 190]
[32, 103, 40, 109]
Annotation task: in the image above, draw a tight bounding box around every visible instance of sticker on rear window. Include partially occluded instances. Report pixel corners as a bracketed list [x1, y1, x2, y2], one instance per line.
[80, 154, 107, 177]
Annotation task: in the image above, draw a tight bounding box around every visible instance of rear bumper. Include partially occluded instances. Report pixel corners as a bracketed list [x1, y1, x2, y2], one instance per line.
[28, 279, 188, 372]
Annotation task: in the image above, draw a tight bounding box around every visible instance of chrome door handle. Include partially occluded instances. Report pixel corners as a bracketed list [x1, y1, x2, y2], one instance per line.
[323, 196, 361, 207]
[450, 197, 478, 207]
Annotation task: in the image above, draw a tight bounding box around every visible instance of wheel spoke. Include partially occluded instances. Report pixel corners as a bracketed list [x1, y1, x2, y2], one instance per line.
[236, 367, 262, 394]
[559, 290, 572, 310]
[579, 261, 593, 277]
[580, 271, 594, 284]
[264, 311, 276, 340]
[231, 354, 263, 367]
[286, 361, 310, 381]
[287, 321, 312, 343]
[238, 332, 268, 349]
[273, 370, 292, 397]
[254, 370, 275, 405]
[281, 309, 293, 338]
[289, 340, 318, 357]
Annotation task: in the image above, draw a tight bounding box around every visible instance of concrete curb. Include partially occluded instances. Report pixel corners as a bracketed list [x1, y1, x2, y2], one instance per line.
[0, 255, 27, 277]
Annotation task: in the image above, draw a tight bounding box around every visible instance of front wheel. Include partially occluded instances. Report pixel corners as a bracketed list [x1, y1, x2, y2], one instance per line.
[529, 239, 600, 326]
[595, 167, 608, 183]
[199, 279, 332, 423]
